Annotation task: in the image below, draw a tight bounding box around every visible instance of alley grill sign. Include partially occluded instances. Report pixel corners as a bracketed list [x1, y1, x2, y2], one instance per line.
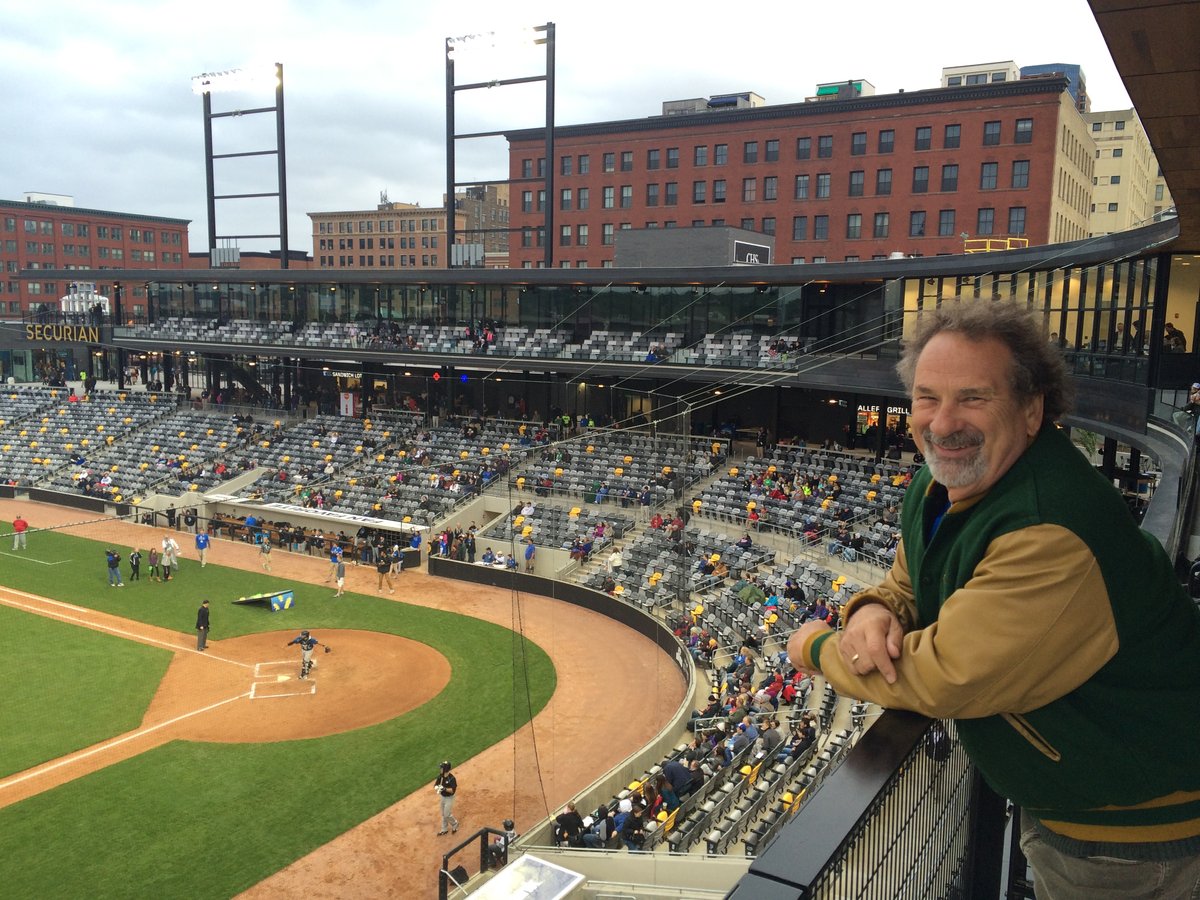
[25, 324, 100, 343]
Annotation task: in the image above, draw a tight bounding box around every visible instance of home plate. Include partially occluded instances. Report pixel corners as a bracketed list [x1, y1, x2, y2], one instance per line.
[250, 679, 316, 699]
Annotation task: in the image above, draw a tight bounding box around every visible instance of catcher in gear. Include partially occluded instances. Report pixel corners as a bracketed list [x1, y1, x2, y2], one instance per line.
[285, 630, 327, 679]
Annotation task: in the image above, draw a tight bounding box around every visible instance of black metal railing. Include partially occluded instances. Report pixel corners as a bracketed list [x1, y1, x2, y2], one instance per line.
[727, 711, 1007, 899]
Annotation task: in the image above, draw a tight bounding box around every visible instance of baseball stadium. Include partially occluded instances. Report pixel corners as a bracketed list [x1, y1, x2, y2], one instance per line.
[5, 8, 1200, 898]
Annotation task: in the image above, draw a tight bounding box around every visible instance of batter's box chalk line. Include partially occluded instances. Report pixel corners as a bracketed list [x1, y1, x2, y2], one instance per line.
[249, 679, 317, 700]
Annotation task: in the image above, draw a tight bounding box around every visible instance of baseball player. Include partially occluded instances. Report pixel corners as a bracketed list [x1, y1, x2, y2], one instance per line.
[435, 761, 460, 835]
[286, 630, 325, 679]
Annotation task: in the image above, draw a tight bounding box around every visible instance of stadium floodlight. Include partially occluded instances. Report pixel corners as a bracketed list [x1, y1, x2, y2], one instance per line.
[191, 65, 280, 95]
[445, 24, 549, 54]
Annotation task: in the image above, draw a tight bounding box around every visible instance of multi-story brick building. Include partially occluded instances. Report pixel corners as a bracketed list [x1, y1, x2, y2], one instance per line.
[506, 77, 1094, 267]
[0, 194, 189, 318]
[310, 186, 510, 271]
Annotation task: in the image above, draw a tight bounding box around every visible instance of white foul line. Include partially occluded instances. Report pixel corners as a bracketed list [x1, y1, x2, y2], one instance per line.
[0, 550, 70, 566]
[0, 588, 254, 669]
[0, 692, 250, 792]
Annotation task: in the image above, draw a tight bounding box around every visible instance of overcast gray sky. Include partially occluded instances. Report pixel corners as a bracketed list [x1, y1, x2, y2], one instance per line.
[1, 0, 1130, 257]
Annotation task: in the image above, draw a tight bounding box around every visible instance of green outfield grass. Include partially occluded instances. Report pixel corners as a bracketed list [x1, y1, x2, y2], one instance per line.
[0, 529, 555, 898]
[0, 603, 172, 777]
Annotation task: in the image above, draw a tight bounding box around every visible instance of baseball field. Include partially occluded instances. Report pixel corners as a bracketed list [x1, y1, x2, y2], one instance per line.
[0, 513, 556, 900]
[0, 501, 685, 899]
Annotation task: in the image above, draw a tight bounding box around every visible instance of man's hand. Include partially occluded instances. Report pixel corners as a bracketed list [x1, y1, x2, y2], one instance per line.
[786, 620, 831, 676]
[839, 603, 904, 684]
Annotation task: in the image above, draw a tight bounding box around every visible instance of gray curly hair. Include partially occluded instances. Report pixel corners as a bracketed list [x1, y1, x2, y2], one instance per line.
[896, 300, 1073, 425]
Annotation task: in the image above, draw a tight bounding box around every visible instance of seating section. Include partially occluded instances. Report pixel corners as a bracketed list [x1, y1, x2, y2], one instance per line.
[119, 319, 850, 370]
[0, 388, 171, 495]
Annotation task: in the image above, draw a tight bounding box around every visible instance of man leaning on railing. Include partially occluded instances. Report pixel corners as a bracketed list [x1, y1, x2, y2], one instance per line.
[788, 302, 1200, 899]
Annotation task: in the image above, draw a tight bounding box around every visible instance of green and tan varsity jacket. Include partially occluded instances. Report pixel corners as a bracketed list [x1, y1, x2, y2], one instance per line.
[800, 424, 1200, 857]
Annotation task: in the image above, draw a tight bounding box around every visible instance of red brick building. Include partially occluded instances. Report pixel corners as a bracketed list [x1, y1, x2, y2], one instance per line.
[507, 78, 1093, 267]
[1, 195, 190, 318]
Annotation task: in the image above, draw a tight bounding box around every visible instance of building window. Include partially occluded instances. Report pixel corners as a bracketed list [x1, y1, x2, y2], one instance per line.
[914, 126, 932, 151]
[602, 187, 615, 209]
[621, 151, 633, 172]
[1110, 175, 1121, 185]
[876, 168, 892, 196]
[980, 162, 998, 190]
[944, 124, 961, 149]
[560, 155, 573, 176]
[765, 139, 779, 162]
[1092, 121, 1103, 132]
[560, 225, 571, 247]
[714, 144, 728, 165]
[851, 132, 867, 156]
[666, 147, 680, 168]
[561, 188, 573, 210]
[910, 211, 927, 237]
[817, 135, 833, 158]
[873, 212, 889, 238]
[1113, 148, 1123, 158]
[620, 185, 633, 208]
[1008, 206, 1027, 235]
[941, 164, 959, 192]
[796, 137, 811, 160]
[665, 182, 678, 205]
[647, 184, 660, 206]
[742, 178, 757, 202]
[537, 191, 546, 212]
[794, 175, 810, 200]
[813, 215, 829, 240]
[763, 176, 778, 200]
[977, 208, 995, 235]
[713, 179, 726, 203]
[878, 129, 895, 154]
[1014, 118, 1033, 143]
[815, 173, 831, 199]
[647, 149, 660, 170]
[692, 181, 705, 204]
[603, 152, 615, 173]
[1115, 120, 1126, 131]
[744, 141, 759, 163]
[1011, 159, 1030, 189]
[1156, 184, 1165, 201]
[762, 217, 776, 235]
[938, 209, 956, 236]
[577, 224, 588, 245]
[848, 170, 864, 197]
[846, 214, 862, 239]
[792, 216, 808, 240]
[912, 166, 929, 193]
[1108, 202, 1119, 211]
[602, 223, 614, 245]
[740, 217, 755, 231]
[578, 154, 590, 174]
[522, 159, 533, 178]
[522, 191, 533, 213]
[694, 145, 708, 166]
[578, 188, 590, 209]
[983, 121, 1001, 146]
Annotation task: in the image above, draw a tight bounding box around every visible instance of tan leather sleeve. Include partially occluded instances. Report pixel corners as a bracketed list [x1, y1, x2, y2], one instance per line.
[819, 525, 1119, 718]
[841, 540, 919, 631]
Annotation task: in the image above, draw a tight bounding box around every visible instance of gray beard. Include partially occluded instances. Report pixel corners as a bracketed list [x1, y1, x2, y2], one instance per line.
[923, 443, 988, 489]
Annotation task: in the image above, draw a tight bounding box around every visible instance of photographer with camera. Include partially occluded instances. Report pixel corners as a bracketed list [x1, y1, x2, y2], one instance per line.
[105, 548, 124, 587]
[434, 760, 459, 836]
